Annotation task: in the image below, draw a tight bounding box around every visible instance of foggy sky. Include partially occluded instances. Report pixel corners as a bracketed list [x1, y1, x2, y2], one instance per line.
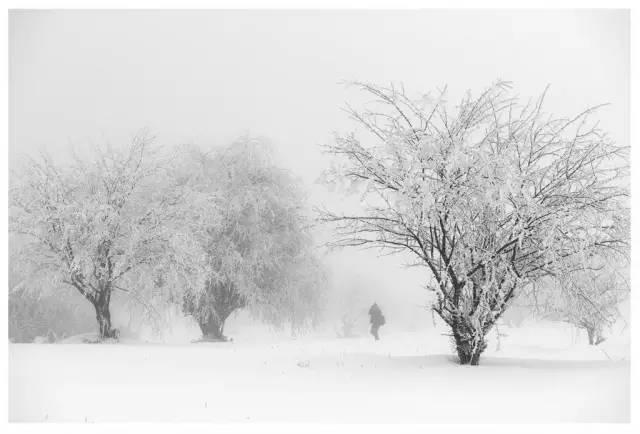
[9, 9, 629, 316]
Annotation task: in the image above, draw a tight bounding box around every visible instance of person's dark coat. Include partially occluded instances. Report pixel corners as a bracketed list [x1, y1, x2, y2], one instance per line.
[368, 303, 385, 340]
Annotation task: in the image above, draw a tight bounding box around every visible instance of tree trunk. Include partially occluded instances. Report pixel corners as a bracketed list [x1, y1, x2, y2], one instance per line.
[453, 334, 486, 365]
[198, 315, 228, 341]
[586, 326, 605, 346]
[186, 280, 246, 342]
[451, 321, 488, 366]
[93, 299, 117, 340]
[68, 279, 117, 340]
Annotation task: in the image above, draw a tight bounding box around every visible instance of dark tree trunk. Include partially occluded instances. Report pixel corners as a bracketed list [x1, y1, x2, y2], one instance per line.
[198, 314, 229, 341]
[93, 285, 118, 340]
[68, 273, 118, 341]
[433, 274, 515, 366]
[453, 333, 486, 365]
[93, 299, 117, 340]
[183, 279, 247, 342]
[451, 318, 489, 366]
[190, 280, 246, 342]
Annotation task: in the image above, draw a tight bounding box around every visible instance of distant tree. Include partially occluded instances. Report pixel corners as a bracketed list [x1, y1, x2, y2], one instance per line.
[321, 81, 628, 364]
[334, 287, 366, 338]
[534, 255, 629, 345]
[9, 135, 175, 340]
[172, 139, 325, 341]
[498, 293, 532, 328]
[269, 250, 328, 337]
[292, 259, 328, 335]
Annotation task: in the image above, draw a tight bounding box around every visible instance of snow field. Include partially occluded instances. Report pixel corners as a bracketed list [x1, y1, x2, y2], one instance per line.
[9, 322, 629, 423]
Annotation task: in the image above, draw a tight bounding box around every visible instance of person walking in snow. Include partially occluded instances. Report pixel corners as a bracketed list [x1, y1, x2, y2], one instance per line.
[368, 302, 385, 341]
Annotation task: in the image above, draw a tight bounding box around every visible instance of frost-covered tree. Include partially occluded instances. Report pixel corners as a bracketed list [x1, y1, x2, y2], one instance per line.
[534, 255, 629, 345]
[321, 81, 628, 364]
[261, 250, 328, 336]
[172, 139, 325, 341]
[9, 135, 175, 340]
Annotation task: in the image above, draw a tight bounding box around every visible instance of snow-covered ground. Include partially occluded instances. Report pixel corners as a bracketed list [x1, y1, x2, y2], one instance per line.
[9, 321, 629, 423]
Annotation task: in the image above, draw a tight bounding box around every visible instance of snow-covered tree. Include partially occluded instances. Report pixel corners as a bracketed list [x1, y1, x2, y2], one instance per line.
[335, 287, 366, 338]
[261, 249, 328, 336]
[533, 254, 629, 345]
[172, 138, 325, 341]
[321, 81, 628, 364]
[9, 135, 176, 340]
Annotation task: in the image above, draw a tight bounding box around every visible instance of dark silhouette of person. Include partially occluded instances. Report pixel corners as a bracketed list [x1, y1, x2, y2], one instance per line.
[368, 302, 385, 340]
